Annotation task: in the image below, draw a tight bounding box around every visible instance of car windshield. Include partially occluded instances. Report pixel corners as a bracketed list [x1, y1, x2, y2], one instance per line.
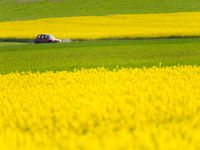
[49, 35, 55, 39]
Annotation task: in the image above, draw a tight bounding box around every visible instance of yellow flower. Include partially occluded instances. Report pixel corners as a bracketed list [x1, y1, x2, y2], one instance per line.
[0, 66, 200, 149]
[1, 12, 200, 40]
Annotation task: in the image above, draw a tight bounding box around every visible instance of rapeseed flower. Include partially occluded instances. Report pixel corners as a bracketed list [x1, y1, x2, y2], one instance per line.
[0, 66, 200, 149]
[0, 12, 200, 40]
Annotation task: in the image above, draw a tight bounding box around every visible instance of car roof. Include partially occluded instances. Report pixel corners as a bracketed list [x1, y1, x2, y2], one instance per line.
[37, 34, 51, 36]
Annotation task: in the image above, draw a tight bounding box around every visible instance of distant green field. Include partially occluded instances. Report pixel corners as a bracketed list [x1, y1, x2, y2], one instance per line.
[1, 0, 200, 22]
[1, 38, 200, 74]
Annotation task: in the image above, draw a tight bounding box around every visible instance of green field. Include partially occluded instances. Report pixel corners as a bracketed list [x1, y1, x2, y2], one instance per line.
[1, 38, 200, 74]
[1, 0, 200, 73]
[1, 0, 200, 22]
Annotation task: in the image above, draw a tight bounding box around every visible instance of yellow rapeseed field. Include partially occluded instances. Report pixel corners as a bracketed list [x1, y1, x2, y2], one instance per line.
[1, 66, 200, 150]
[0, 12, 200, 40]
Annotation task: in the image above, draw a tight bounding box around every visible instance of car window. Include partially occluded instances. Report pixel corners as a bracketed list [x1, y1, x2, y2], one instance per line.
[44, 35, 49, 39]
[37, 34, 54, 39]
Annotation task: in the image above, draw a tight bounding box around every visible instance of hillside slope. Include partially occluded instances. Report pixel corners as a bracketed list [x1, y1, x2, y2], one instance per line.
[1, 0, 200, 21]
